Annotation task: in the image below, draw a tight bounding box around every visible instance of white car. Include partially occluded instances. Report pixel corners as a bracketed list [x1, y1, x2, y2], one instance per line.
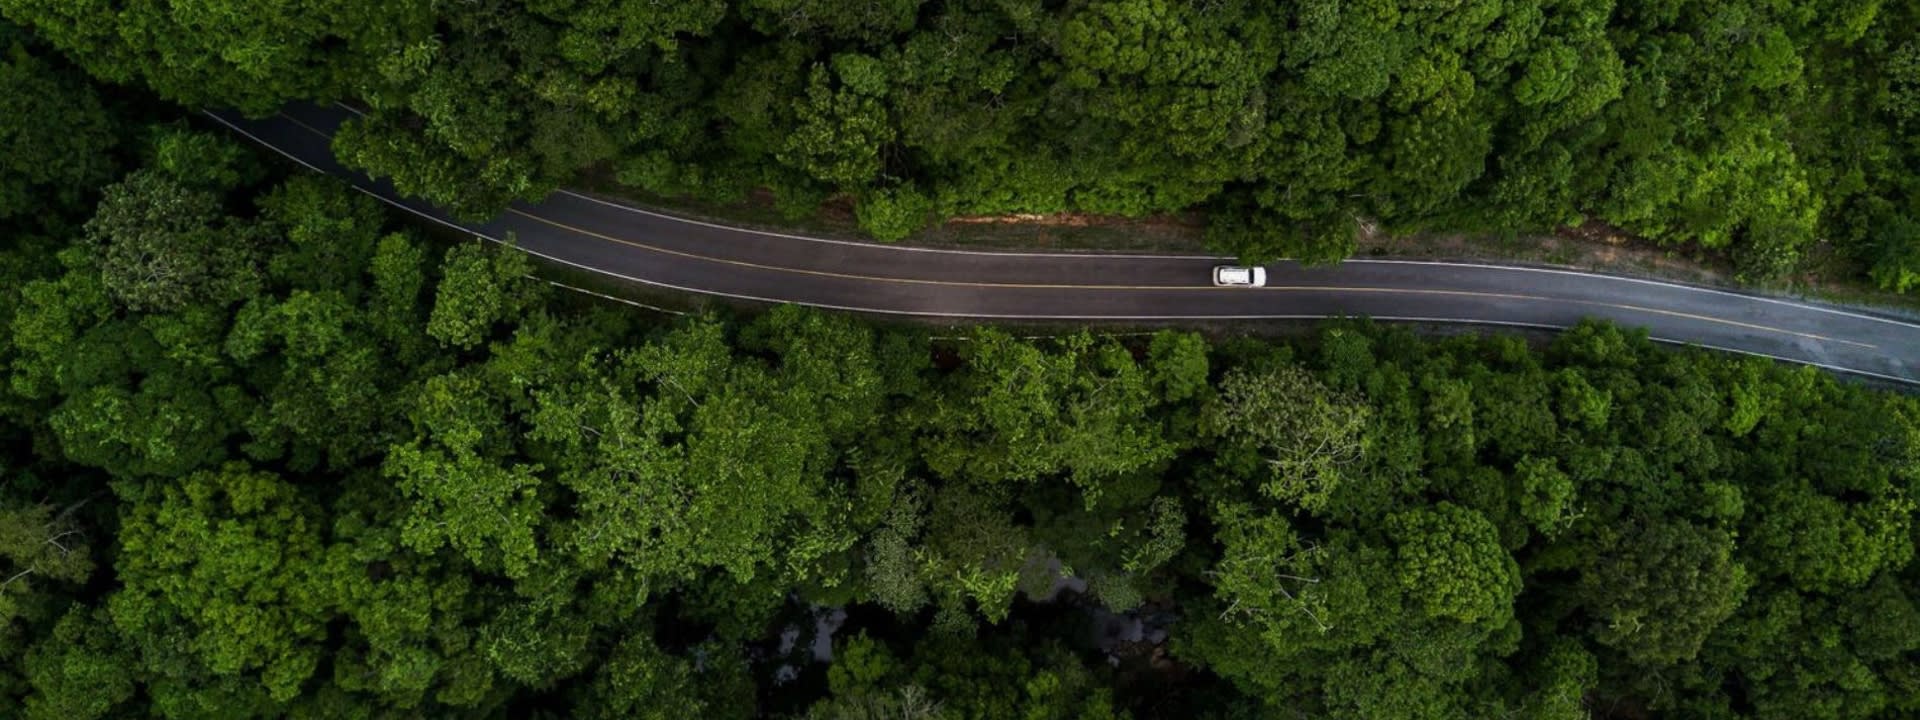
[1212, 265, 1267, 287]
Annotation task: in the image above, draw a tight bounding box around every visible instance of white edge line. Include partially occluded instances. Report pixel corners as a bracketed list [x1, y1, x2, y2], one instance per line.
[1661, 340, 1917, 386]
[1349, 259, 1920, 331]
[306, 107, 1920, 331]
[541, 278, 685, 316]
[206, 111, 1919, 387]
[560, 184, 1920, 333]
[201, 111, 330, 175]
[564, 183, 1920, 332]
[513, 239, 1920, 388]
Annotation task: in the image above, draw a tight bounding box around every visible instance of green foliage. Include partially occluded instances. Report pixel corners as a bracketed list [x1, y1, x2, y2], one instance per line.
[741, 0, 921, 43]
[385, 423, 546, 579]
[145, 124, 265, 192]
[921, 330, 1175, 493]
[572, 633, 713, 719]
[1208, 363, 1371, 513]
[108, 464, 335, 702]
[4, 0, 1918, 281]
[1869, 214, 1920, 293]
[1120, 497, 1185, 574]
[1581, 520, 1750, 666]
[2, 100, 1919, 718]
[864, 489, 931, 615]
[855, 186, 936, 241]
[1513, 455, 1577, 536]
[1385, 503, 1520, 626]
[84, 170, 266, 313]
[426, 242, 542, 350]
[1144, 330, 1209, 403]
[21, 608, 136, 720]
[0, 33, 117, 223]
[780, 62, 895, 188]
[0, 498, 93, 641]
[1205, 206, 1360, 266]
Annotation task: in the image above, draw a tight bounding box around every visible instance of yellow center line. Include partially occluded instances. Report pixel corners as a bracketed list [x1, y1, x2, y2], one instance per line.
[505, 210, 1873, 349]
[270, 113, 1873, 351]
[278, 112, 334, 140]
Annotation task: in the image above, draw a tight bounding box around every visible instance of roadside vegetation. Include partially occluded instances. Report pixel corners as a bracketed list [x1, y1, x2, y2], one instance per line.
[3, 0, 1917, 290]
[3, 26, 1920, 719]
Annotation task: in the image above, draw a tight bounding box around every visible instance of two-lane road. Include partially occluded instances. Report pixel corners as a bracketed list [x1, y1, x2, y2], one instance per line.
[206, 103, 1920, 385]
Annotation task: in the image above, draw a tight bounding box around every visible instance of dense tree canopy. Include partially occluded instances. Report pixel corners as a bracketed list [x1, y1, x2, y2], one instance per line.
[1, 24, 1919, 720]
[4, 0, 1917, 286]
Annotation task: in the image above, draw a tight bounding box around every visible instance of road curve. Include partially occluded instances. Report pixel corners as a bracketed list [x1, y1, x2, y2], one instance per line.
[206, 103, 1920, 385]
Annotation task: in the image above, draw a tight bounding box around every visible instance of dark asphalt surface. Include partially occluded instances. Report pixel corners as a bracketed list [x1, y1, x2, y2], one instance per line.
[207, 103, 1920, 385]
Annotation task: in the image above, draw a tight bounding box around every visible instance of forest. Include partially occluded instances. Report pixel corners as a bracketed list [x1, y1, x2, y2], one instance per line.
[4, 21, 1920, 719]
[1, 0, 1917, 287]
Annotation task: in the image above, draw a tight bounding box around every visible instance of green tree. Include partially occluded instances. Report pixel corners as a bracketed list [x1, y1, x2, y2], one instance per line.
[1513, 455, 1578, 537]
[0, 34, 117, 222]
[921, 330, 1174, 494]
[386, 371, 545, 579]
[1385, 503, 1520, 626]
[1868, 214, 1920, 293]
[83, 171, 266, 313]
[426, 242, 543, 350]
[0, 498, 94, 636]
[1580, 520, 1750, 666]
[20, 608, 137, 720]
[108, 464, 337, 703]
[1207, 363, 1372, 513]
[571, 633, 713, 719]
[779, 61, 895, 188]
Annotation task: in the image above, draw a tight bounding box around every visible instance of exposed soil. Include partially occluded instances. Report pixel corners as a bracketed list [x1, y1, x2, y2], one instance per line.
[569, 176, 1920, 317]
[1358, 219, 1735, 287]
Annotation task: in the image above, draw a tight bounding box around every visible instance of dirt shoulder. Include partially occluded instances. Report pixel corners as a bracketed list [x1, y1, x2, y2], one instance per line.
[570, 183, 1920, 320]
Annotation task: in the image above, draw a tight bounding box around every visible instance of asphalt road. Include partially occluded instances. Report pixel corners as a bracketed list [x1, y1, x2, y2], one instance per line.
[206, 103, 1920, 385]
